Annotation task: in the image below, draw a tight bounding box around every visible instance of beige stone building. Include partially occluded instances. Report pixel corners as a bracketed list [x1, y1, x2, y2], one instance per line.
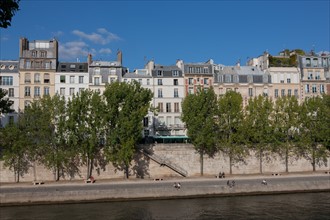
[214, 64, 272, 107]
[266, 67, 301, 103]
[298, 55, 328, 102]
[18, 38, 58, 110]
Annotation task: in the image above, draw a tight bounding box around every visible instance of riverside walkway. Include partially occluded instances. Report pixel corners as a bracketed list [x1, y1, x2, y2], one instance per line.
[1, 172, 329, 206]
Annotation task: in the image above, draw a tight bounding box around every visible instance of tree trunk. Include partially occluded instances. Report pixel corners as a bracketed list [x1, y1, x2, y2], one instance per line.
[259, 150, 263, 174]
[285, 147, 289, 173]
[125, 163, 129, 179]
[33, 162, 37, 181]
[200, 151, 204, 176]
[229, 154, 232, 175]
[87, 158, 90, 178]
[312, 145, 316, 172]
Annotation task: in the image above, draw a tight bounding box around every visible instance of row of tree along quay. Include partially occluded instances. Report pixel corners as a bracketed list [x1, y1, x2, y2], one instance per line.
[0, 82, 153, 182]
[181, 88, 330, 176]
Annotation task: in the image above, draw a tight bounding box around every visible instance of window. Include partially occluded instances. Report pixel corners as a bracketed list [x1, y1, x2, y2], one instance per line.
[248, 88, 253, 97]
[44, 73, 50, 83]
[305, 84, 310, 93]
[308, 72, 313, 80]
[158, 79, 163, 85]
[315, 72, 321, 80]
[196, 67, 201, 73]
[79, 76, 84, 84]
[174, 88, 179, 98]
[158, 89, 163, 98]
[34, 73, 40, 83]
[158, 103, 163, 112]
[60, 75, 66, 83]
[287, 78, 291, 83]
[34, 87, 40, 97]
[157, 70, 163, 76]
[203, 67, 209, 73]
[94, 77, 100, 85]
[313, 58, 318, 67]
[174, 103, 179, 112]
[280, 80, 284, 83]
[172, 70, 179, 76]
[70, 76, 75, 83]
[110, 77, 116, 83]
[0, 76, 13, 85]
[281, 89, 285, 97]
[124, 79, 127, 83]
[166, 103, 171, 112]
[188, 78, 193, 85]
[275, 89, 278, 98]
[143, 117, 149, 127]
[188, 87, 194, 94]
[24, 86, 31, 96]
[204, 78, 209, 85]
[25, 61, 31, 69]
[312, 84, 317, 93]
[288, 89, 292, 96]
[263, 88, 268, 97]
[173, 79, 178, 85]
[24, 100, 31, 108]
[44, 87, 49, 96]
[147, 79, 150, 85]
[60, 88, 65, 95]
[9, 116, 14, 125]
[138, 79, 142, 84]
[306, 58, 311, 67]
[94, 68, 100, 74]
[32, 51, 37, 57]
[40, 51, 46, 58]
[320, 84, 325, 93]
[8, 88, 14, 97]
[294, 89, 298, 97]
[25, 73, 31, 83]
[70, 88, 75, 95]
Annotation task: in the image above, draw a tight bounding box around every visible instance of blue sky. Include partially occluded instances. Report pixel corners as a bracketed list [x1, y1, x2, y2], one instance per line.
[0, 0, 329, 70]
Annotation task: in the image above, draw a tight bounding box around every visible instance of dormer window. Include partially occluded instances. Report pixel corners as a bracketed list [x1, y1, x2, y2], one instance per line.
[172, 70, 179, 76]
[157, 70, 163, 76]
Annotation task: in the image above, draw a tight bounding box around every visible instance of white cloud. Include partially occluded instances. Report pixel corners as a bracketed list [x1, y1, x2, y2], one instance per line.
[0, 36, 9, 41]
[59, 41, 93, 61]
[99, 48, 112, 54]
[72, 28, 121, 45]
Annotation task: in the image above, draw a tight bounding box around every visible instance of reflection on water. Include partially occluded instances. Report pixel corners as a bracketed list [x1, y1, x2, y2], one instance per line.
[1, 192, 330, 220]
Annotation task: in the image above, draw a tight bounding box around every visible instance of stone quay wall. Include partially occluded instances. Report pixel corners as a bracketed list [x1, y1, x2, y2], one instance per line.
[1, 144, 329, 183]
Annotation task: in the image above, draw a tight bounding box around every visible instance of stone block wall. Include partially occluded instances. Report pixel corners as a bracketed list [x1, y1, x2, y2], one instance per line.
[0, 143, 329, 183]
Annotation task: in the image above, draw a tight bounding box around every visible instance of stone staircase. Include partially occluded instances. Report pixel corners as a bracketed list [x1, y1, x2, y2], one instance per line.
[140, 149, 188, 177]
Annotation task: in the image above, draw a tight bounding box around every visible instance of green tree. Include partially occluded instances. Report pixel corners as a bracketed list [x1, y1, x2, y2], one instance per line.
[103, 81, 152, 179]
[244, 95, 274, 174]
[273, 96, 300, 172]
[0, 0, 20, 28]
[0, 88, 14, 114]
[66, 90, 106, 179]
[182, 87, 218, 176]
[299, 96, 330, 171]
[0, 117, 31, 182]
[217, 91, 247, 174]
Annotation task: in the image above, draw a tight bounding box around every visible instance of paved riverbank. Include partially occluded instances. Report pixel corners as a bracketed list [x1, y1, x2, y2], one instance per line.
[1, 172, 329, 206]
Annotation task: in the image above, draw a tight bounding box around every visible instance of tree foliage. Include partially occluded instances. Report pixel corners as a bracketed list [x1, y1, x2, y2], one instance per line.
[182, 87, 218, 176]
[217, 91, 246, 174]
[103, 81, 153, 178]
[0, 88, 14, 114]
[244, 95, 274, 174]
[0, 0, 20, 28]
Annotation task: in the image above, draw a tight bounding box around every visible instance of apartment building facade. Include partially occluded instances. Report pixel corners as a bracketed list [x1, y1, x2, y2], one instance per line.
[214, 65, 272, 106]
[266, 67, 301, 103]
[55, 62, 89, 100]
[0, 61, 20, 127]
[298, 54, 329, 102]
[18, 38, 58, 110]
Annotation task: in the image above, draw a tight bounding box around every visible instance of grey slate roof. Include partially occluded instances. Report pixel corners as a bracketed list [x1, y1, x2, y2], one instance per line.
[0, 61, 19, 73]
[152, 65, 183, 77]
[57, 62, 88, 72]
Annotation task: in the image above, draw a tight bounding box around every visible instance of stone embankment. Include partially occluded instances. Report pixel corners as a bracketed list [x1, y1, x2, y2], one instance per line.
[1, 173, 329, 206]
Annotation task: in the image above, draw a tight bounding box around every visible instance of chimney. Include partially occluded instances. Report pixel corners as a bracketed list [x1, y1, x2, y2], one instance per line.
[87, 53, 92, 65]
[19, 38, 28, 57]
[117, 50, 122, 65]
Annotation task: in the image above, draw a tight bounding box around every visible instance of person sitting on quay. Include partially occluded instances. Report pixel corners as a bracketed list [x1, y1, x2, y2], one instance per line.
[173, 182, 181, 190]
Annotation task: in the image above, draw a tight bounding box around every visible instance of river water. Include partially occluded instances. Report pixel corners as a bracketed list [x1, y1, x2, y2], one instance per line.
[1, 192, 329, 220]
